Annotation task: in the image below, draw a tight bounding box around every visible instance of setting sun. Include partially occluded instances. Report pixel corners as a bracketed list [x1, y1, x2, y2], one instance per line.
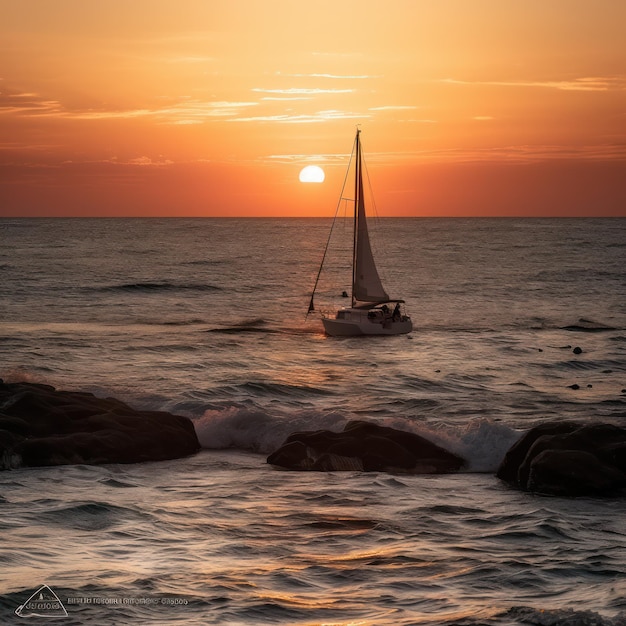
[299, 165, 325, 183]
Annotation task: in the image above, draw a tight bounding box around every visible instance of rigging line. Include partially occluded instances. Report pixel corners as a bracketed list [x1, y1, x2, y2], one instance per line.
[306, 138, 357, 319]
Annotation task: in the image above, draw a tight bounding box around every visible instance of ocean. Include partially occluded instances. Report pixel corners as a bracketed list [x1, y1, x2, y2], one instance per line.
[0, 217, 625, 625]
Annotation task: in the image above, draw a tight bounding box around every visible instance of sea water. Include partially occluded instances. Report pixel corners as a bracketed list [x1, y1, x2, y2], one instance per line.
[0, 218, 625, 625]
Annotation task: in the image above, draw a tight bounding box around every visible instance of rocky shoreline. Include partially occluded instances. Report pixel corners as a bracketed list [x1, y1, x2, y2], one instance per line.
[2, 380, 624, 497]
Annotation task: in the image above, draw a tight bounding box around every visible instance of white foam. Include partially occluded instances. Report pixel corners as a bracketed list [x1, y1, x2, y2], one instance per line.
[193, 408, 523, 472]
[421, 418, 523, 473]
[193, 406, 346, 454]
[360, 416, 523, 473]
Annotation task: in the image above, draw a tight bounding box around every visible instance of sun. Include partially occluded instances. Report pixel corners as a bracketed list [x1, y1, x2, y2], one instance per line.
[299, 165, 325, 183]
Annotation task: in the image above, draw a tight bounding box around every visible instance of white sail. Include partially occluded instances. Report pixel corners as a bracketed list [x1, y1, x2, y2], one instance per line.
[353, 132, 389, 304]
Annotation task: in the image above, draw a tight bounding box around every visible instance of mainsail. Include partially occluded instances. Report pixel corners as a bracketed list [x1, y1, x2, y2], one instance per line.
[352, 130, 389, 304]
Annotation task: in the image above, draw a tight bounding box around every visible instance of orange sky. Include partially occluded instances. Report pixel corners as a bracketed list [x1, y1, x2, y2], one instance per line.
[1, 0, 625, 217]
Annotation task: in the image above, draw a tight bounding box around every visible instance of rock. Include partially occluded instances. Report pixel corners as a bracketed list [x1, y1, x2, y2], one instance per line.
[527, 450, 625, 497]
[0, 381, 200, 469]
[267, 420, 466, 474]
[496, 421, 578, 486]
[568, 384, 580, 390]
[497, 422, 626, 496]
[573, 346, 583, 354]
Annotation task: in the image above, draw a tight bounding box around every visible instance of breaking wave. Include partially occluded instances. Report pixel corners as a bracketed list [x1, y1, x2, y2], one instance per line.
[192, 408, 521, 473]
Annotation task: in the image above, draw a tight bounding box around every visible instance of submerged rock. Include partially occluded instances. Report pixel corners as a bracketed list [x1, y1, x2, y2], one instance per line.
[0, 380, 200, 469]
[267, 420, 466, 474]
[497, 422, 626, 497]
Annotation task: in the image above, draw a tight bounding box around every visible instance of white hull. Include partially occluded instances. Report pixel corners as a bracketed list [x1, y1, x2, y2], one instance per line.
[322, 307, 412, 337]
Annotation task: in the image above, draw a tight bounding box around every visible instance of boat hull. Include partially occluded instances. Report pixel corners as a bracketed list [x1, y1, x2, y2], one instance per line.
[322, 308, 412, 337]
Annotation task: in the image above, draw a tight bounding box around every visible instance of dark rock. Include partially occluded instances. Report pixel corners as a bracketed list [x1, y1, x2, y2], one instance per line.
[497, 422, 626, 496]
[527, 450, 625, 497]
[573, 346, 583, 354]
[0, 381, 200, 469]
[496, 421, 578, 486]
[267, 441, 312, 470]
[568, 384, 580, 390]
[267, 419, 465, 474]
[0, 415, 30, 436]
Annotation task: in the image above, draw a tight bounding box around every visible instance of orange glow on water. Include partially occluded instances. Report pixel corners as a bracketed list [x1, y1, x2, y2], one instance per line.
[1, 2, 625, 216]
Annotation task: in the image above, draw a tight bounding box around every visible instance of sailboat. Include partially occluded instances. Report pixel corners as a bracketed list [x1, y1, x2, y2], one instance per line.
[308, 129, 413, 336]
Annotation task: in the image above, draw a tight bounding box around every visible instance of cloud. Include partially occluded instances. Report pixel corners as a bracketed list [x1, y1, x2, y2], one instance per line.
[369, 106, 418, 111]
[126, 156, 174, 166]
[229, 110, 369, 124]
[259, 96, 313, 102]
[283, 73, 372, 80]
[264, 153, 350, 164]
[389, 144, 626, 163]
[252, 87, 354, 95]
[0, 88, 258, 124]
[441, 76, 626, 92]
[0, 90, 63, 116]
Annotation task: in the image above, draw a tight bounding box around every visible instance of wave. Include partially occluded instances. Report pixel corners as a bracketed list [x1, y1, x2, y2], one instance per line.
[539, 358, 626, 373]
[204, 318, 280, 334]
[37, 502, 137, 531]
[95, 281, 222, 293]
[190, 380, 332, 403]
[160, 318, 208, 326]
[193, 406, 346, 454]
[560, 318, 619, 332]
[192, 408, 521, 473]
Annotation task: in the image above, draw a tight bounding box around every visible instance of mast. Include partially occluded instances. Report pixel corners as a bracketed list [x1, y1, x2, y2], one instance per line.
[351, 129, 361, 307]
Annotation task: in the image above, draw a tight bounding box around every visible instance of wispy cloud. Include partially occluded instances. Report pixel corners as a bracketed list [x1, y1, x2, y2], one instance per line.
[264, 153, 350, 164]
[230, 110, 369, 124]
[0, 89, 259, 124]
[252, 87, 354, 95]
[0, 91, 63, 116]
[441, 76, 626, 92]
[126, 156, 174, 166]
[382, 143, 626, 163]
[72, 100, 260, 124]
[259, 96, 312, 102]
[284, 73, 372, 80]
[369, 105, 418, 111]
